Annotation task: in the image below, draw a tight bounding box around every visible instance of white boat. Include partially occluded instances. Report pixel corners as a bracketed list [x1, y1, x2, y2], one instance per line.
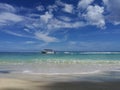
[41, 49, 55, 54]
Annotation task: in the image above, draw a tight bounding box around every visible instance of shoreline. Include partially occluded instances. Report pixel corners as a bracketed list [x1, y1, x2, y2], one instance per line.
[0, 69, 120, 90]
[0, 70, 120, 81]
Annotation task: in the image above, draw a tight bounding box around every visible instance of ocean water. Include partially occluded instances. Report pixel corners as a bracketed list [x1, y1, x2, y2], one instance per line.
[0, 52, 120, 75]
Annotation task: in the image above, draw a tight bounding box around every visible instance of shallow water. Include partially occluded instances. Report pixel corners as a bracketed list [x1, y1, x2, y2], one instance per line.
[0, 52, 120, 75]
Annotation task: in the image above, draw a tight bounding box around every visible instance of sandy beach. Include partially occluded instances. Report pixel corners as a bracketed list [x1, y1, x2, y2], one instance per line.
[0, 78, 120, 90]
[0, 73, 120, 90]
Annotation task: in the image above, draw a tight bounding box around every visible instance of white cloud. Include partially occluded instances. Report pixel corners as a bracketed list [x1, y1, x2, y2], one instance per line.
[36, 5, 44, 11]
[34, 32, 58, 43]
[25, 41, 36, 44]
[4, 30, 24, 37]
[58, 16, 72, 22]
[78, 0, 94, 9]
[56, 0, 74, 13]
[47, 18, 86, 29]
[83, 5, 105, 28]
[24, 28, 30, 32]
[103, 0, 120, 25]
[28, 14, 40, 18]
[47, 5, 58, 12]
[0, 3, 16, 12]
[25, 24, 35, 30]
[0, 1, 115, 44]
[114, 21, 120, 25]
[40, 12, 53, 23]
[55, 0, 64, 6]
[63, 4, 73, 13]
[0, 12, 23, 26]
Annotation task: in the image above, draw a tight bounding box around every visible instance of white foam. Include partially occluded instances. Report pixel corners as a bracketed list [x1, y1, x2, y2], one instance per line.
[22, 70, 32, 73]
[20, 70, 102, 75]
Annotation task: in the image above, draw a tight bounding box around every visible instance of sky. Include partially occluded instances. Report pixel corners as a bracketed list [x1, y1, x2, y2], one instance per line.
[0, 0, 120, 51]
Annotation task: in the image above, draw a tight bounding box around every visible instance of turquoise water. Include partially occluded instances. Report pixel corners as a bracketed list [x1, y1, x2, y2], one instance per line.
[0, 52, 120, 74]
[0, 52, 120, 63]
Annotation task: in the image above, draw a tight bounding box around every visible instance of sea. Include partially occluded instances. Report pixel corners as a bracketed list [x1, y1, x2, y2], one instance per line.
[0, 51, 120, 79]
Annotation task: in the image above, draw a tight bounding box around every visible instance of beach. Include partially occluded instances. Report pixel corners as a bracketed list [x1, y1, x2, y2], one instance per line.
[0, 0, 120, 89]
[0, 70, 120, 90]
[0, 52, 120, 90]
[0, 75, 120, 90]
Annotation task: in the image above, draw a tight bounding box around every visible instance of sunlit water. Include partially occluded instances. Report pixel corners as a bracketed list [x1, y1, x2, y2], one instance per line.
[0, 52, 120, 76]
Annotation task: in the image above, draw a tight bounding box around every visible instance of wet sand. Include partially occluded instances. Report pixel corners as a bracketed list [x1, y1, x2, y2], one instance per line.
[0, 70, 120, 90]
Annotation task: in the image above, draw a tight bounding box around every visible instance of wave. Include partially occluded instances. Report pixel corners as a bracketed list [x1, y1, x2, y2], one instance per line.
[21, 70, 102, 75]
[79, 52, 120, 54]
[0, 59, 120, 65]
[56, 51, 120, 55]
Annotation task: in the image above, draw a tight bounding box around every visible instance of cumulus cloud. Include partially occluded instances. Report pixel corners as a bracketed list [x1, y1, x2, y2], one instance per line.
[2, 0, 119, 43]
[103, 0, 120, 25]
[56, 0, 74, 13]
[63, 4, 73, 13]
[40, 12, 53, 23]
[83, 5, 105, 28]
[78, 0, 94, 9]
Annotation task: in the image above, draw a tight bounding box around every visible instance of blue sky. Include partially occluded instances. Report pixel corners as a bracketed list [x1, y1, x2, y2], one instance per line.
[0, 0, 120, 51]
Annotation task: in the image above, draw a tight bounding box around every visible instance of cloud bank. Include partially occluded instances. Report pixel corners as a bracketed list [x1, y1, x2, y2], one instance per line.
[0, 0, 119, 43]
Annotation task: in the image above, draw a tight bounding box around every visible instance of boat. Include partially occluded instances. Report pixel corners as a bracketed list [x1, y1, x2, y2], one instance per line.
[41, 49, 55, 54]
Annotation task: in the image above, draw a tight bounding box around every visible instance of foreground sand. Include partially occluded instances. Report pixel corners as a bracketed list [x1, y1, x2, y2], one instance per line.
[0, 78, 50, 90]
[0, 72, 120, 90]
[0, 78, 120, 90]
